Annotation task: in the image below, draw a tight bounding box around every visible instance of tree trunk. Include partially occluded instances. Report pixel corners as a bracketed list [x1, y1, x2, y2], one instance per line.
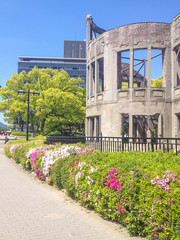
[41, 119, 46, 132]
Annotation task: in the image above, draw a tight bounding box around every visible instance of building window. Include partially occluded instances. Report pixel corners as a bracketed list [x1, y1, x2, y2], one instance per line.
[122, 114, 129, 137]
[150, 49, 163, 88]
[90, 62, 95, 96]
[133, 49, 148, 88]
[176, 114, 180, 137]
[175, 47, 180, 86]
[117, 49, 163, 89]
[117, 51, 130, 89]
[133, 115, 158, 139]
[88, 116, 101, 137]
[97, 58, 104, 93]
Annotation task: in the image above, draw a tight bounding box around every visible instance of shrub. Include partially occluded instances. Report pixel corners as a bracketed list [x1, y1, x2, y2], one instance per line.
[4, 140, 180, 240]
[11, 131, 31, 136]
[50, 151, 180, 240]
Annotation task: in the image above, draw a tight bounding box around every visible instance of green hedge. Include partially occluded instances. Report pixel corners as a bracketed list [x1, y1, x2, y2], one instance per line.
[4, 140, 180, 240]
[11, 131, 31, 136]
[50, 151, 180, 240]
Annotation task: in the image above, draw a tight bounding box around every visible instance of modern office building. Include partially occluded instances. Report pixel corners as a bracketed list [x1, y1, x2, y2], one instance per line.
[18, 41, 86, 88]
[64, 40, 86, 58]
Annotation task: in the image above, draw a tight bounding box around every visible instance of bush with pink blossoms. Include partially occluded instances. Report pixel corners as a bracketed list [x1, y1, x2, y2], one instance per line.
[5, 140, 95, 183]
[4, 140, 180, 240]
[51, 150, 180, 240]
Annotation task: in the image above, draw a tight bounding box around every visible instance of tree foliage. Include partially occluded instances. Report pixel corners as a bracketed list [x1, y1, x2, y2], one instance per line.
[151, 75, 163, 87]
[0, 67, 86, 134]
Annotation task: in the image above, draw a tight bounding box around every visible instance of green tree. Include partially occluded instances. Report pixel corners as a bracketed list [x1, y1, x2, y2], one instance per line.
[151, 75, 163, 87]
[0, 67, 86, 134]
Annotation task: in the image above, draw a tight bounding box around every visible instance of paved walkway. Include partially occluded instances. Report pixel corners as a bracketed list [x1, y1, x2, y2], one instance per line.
[0, 140, 145, 240]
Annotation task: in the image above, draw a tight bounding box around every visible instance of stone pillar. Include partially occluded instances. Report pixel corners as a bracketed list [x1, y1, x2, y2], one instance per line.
[129, 114, 133, 138]
[158, 114, 162, 137]
[93, 31, 96, 40]
[96, 59, 100, 93]
[117, 52, 122, 89]
[94, 117, 97, 137]
[90, 118, 93, 136]
[119, 114, 123, 137]
[146, 116, 151, 138]
[147, 45, 151, 101]
[95, 44, 98, 95]
[85, 118, 88, 136]
[86, 65, 89, 98]
[86, 14, 92, 44]
[89, 64, 92, 96]
[129, 48, 134, 101]
[86, 118, 89, 136]
[147, 45, 151, 87]
[129, 48, 134, 89]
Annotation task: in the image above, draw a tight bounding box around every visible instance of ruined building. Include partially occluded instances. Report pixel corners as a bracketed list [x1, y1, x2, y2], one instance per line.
[85, 14, 180, 138]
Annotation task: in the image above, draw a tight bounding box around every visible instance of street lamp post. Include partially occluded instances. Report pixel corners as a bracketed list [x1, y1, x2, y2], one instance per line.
[18, 89, 40, 141]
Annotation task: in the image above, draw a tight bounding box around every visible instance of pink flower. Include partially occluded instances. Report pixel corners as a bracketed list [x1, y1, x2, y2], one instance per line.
[165, 178, 169, 183]
[153, 232, 156, 238]
[165, 186, 170, 192]
[139, 208, 142, 212]
[152, 205, 156, 212]
[164, 222, 167, 227]
[121, 207, 126, 212]
[171, 177, 176, 182]
[70, 163, 76, 167]
[120, 199, 124, 203]
[151, 180, 157, 184]
[153, 198, 157, 201]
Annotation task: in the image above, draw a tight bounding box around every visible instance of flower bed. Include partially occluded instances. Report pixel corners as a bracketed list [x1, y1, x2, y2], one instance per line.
[4, 140, 180, 240]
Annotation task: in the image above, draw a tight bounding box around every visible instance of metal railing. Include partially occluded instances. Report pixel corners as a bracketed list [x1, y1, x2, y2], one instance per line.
[46, 136, 180, 154]
[0, 138, 18, 144]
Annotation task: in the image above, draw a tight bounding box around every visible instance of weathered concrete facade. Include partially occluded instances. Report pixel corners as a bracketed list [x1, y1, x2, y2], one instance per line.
[86, 14, 180, 138]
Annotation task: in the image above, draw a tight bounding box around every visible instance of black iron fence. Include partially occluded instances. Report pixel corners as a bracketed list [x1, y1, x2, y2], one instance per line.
[46, 136, 180, 154]
[0, 137, 18, 144]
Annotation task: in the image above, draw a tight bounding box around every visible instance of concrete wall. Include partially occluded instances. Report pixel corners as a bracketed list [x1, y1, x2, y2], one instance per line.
[86, 15, 180, 138]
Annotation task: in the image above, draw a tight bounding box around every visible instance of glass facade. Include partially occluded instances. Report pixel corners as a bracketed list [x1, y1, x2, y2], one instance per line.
[18, 60, 86, 88]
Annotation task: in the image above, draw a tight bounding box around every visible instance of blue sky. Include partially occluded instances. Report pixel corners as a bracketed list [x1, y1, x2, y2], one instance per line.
[0, 0, 179, 124]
